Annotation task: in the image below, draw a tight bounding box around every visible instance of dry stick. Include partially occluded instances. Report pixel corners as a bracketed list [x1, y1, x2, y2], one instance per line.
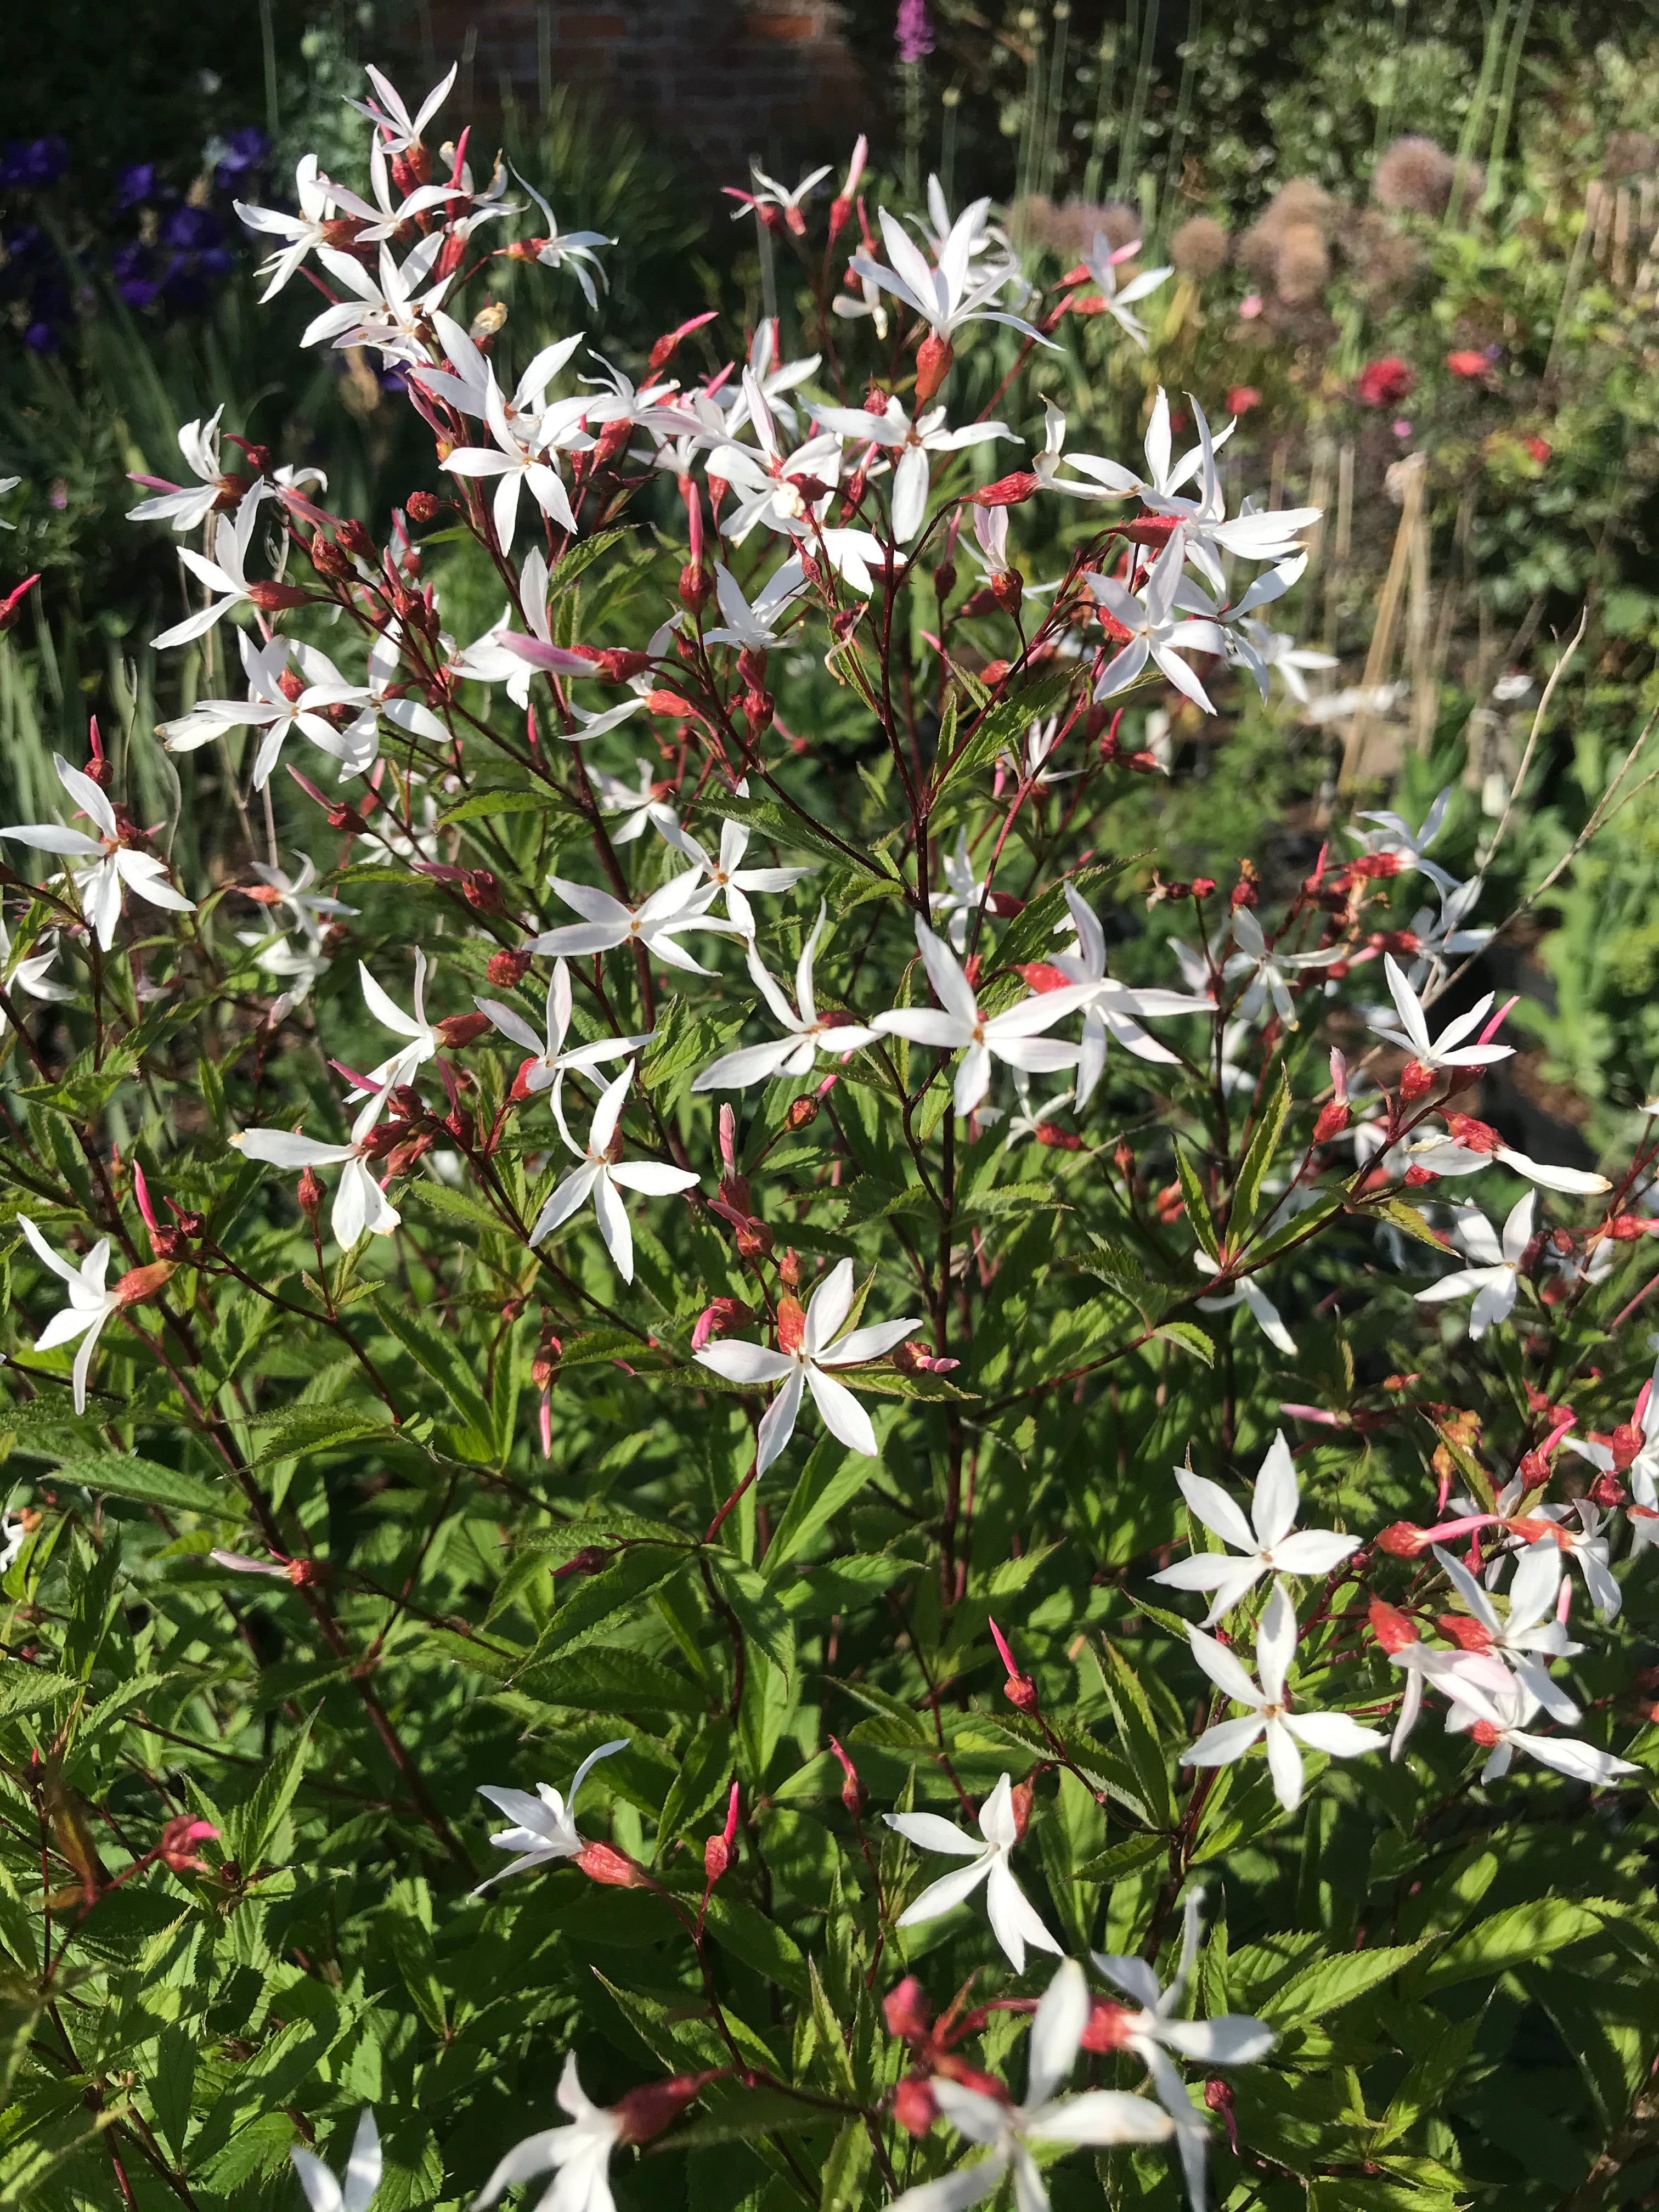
[1337, 450, 1426, 793]
[1425, 704, 1658, 1022]
[1544, 186, 1600, 390]
[1470, 608, 1589, 894]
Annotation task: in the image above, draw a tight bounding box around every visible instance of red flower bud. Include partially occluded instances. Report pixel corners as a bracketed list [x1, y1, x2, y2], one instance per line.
[828, 1733, 866, 1818]
[679, 561, 713, 613]
[883, 1977, 932, 2040]
[297, 1166, 325, 1222]
[1312, 1099, 1351, 1145]
[0, 573, 41, 635]
[156, 1816, 219, 1874]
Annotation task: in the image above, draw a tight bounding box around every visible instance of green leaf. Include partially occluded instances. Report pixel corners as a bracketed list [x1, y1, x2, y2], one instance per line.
[1172, 1140, 1220, 1259]
[370, 1290, 496, 1458]
[1373, 2009, 1481, 2148]
[1265, 1941, 1424, 2022]
[712, 1556, 795, 1678]
[1232, 1065, 1291, 1233]
[1091, 1640, 1178, 1829]
[49, 1454, 227, 1518]
[1366, 1195, 1451, 1252]
[1415, 1897, 1609, 1993]
[819, 2119, 873, 2212]
[702, 1893, 812, 2000]
[438, 782, 585, 831]
[534, 1545, 694, 1660]
[929, 670, 1071, 808]
[1152, 1319, 1215, 1365]
[229, 1722, 311, 1871]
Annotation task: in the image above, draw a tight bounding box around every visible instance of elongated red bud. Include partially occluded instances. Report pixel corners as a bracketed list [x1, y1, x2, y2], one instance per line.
[156, 1816, 219, 1874]
[883, 1977, 932, 2039]
[1312, 1099, 1351, 1144]
[828, 1734, 866, 1817]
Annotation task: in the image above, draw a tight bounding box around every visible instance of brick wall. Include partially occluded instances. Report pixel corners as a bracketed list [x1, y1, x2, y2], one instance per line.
[426, 0, 866, 191]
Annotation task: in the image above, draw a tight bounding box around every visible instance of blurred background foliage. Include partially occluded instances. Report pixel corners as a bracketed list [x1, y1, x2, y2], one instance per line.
[8, 0, 1659, 1155]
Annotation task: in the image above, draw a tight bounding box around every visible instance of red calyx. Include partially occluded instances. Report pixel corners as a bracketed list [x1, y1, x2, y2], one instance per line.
[972, 472, 1041, 509]
[1437, 1613, 1493, 1653]
[245, 582, 313, 613]
[1368, 1599, 1418, 1654]
[892, 2076, 938, 2136]
[1376, 1521, 1429, 1558]
[613, 2074, 715, 2147]
[828, 1734, 867, 1817]
[1312, 1099, 1351, 1145]
[576, 1842, 645, 1888]
[1398, 1059, 1436, 1104]
[914, 331, 955, 404]
[487, 948, 532, 988]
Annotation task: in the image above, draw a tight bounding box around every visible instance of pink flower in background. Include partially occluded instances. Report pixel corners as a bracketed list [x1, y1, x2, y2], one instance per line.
[895, 0, 934, 64]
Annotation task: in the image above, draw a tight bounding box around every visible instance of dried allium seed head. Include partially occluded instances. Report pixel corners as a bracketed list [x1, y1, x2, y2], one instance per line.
[1170, 214, 1229, 277]
[1372, 134, 1458, 215]
[1274, 222, 1330, 303]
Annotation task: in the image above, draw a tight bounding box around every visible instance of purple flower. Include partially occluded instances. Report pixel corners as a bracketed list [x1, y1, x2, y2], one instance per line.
[0, 137, 69, 189]
[213, 126, 269, 191]
[24, 320, 60, 353]
[895, 0, 933, 64]
[160, 205, 223, 253]
[114, 163, 161, 212]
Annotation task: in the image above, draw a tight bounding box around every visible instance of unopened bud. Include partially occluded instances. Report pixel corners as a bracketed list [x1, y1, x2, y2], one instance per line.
[297, 1166, 325, 1222]
[1312, 1099, 1351, 1144]
[991, 567, 1024, 614]
[828, 1734, 866, 1818]
[156, 1815, 219, 1874]
[0, 574, 41, 635]
[679, 560, 713, 613]
[1007, 1779, 1034, 1841]
[883, 1977, 932, 2040]
[786, 1093, 820, 1130]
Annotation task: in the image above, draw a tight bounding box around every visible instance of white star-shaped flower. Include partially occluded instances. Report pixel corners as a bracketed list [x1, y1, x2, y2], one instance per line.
[883, 1772, 1063, 1974]
[1152, 1431, 1359, 1622]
